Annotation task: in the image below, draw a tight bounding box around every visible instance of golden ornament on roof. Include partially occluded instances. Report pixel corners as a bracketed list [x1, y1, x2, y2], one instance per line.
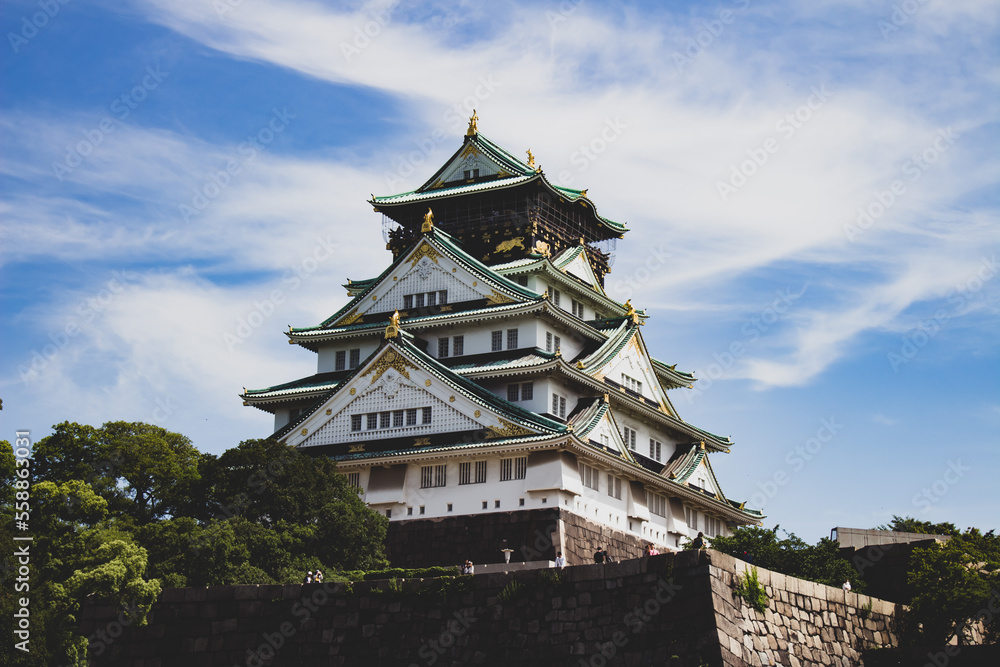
[422, 208, 434, 233]
[385, 310, 401, 339]
[466, 109, 478, 136]
[532, 240, 551, 257]
[526, 148, 535, 168]
[580, 189, 588, 197]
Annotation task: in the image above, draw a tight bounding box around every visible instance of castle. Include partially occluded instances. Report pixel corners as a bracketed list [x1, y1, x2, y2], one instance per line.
[241, 114, 762, 565]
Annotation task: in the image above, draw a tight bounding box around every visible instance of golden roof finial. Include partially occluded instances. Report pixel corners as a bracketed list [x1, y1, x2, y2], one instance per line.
[421, 208, 434, 233]
[466, 110, 479, 137]
[385, 311, 401, 339]
[580, 189, 588, 198]
[624, 299, 635, 316]
[526, 148, 535, 168]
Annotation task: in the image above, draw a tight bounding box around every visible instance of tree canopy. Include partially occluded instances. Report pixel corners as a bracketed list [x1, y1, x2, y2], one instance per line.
[2, 421, 388, 666]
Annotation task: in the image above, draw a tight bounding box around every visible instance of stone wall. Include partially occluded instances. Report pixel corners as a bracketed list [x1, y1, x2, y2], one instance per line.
[80, 550, 906, 666]
[708, 551, 902, 666]
[386, 507, 661, 568]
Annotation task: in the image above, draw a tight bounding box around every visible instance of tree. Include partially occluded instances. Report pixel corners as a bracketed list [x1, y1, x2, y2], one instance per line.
[877, 515, 960, 537]
[905, 529, 1000, 645]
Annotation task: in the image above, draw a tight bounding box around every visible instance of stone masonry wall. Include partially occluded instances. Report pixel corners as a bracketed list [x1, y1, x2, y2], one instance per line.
[80, 550, 905, 666]
[386, 507, 662, 568]
[707, 551, 903, 666]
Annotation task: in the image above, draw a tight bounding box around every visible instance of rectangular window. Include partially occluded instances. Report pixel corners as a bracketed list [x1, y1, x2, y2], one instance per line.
[459, 461, 486, 485]
[393, 410, 404, 428]
[507, 384, 520, 402]
[622, 374, 642, 394]
[578, 463, 599, 491]
[459, 462, 472, 485]
[545, 332, 553, 352]
[648, 491, 667, 517]
[420, 464, 447, 488]
[366, 413, 377, 430]
[403, 295, 413, 309]
[521, 382, 533, 400]
[416, 293, 426, 308]
[572, 300, 584, 318]
[438, 290, 448, 304]
[623, 427, 637, 451]
[491, 330, 503, 351]
[607, 474, 622, 500]
[552, 289, 561, 306]
[507, 328, 518, 349]
[475, 460, 486, 483]
[351, 415, 362, 432]
[500, 456, 527, 481]
[600, 433, 609, 446]
[452, 335, 464, 356]
[422, 407, 432, 424]
[555, 335, 561, 352]
[349, 349, 360, 369]
[347, 472, 360, 488]
[406, 408, 417, 426]
[551, 394, 567, 419]
[517, 276, 528, 286]
[335, 350, 346, 371]
[685, 506, 699, 531]
[380, 411, 391, 429]
[649, 439, 662, 462]
[438, 337, 449, 358]
[419, 506, 425, 515]
[426, 291, 437, 307]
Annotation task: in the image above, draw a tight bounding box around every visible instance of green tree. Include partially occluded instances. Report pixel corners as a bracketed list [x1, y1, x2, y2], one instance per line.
[877, 515, 960, 537]
[905, 529, 1000, 645]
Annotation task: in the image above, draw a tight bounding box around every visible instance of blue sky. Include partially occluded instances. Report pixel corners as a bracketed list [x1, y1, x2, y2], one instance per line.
[1, 0, 997, 542]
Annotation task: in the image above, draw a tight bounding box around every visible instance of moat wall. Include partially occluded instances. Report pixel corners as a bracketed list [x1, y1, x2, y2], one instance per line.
[81, 550, 904, 666]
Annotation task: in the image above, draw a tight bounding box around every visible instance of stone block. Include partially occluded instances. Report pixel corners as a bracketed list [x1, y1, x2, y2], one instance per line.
[184, 588, 208, 602]
[233, 586, 258, 600]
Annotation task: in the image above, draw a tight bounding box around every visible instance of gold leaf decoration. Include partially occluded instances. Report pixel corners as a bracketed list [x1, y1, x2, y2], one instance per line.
[409, 242, 440, 267]
[362, 347, 415, 385]
[349, 444, 365, 453]
[338, 308, 363, 326]
[486, 418, 534, 439]
[486, 290, 516, 305]
[494, 237, 525, 254]
[414, 437, 431, 447]
[474, 410, 481, 418]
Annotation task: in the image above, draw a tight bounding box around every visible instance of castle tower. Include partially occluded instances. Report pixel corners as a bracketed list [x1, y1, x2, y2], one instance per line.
[241, 116, 762, 566]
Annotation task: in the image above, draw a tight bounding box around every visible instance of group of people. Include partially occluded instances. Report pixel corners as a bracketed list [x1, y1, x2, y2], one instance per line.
[460, 560, 475, 575]
[303, 570, 324, 584]
[643, 544, 661, 556]
[592, 546, 615, 564]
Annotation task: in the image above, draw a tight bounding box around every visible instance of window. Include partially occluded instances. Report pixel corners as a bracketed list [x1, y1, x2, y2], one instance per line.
[447, 503, 453, 512]
[622, 374, 642, 394]
[500, 456, 527, 481]
[438, 290, 447, 304]
[647, 491, 667, 517]
[414, 293, 425, 308]
[607, 474, 622, 499]
[482, 501, 488, 509]
[705, 516, 721, 537]
[420, 464, 447, 488]
[491, 330, 503, 351]
[545, 332, 562, 353]
[427, 291, 437, 307]
[403, 291, 445, 309]
[460, 460, 487, 485]
[623, 427, 637, 450]
[494, 499, 501, 508]
[351, 415, 362, 432]
[551, 393, 566, 419]
[406, 408, 417, 426]
[335, 350, 346, 371]
[517, 276, 528, 286]
[419, 506, 425, 515]
[452, 335, 464, 356]
[347, 472, 360, 488]
[600, 433, 609, 447]
[349, 348, 360, 369]
[438, 337, 449, 358]
[649, 439, 662, 462]
[507, 384, 520, 402]
[572, 300, 584, 318]
[422, 407, 432, 424]
[380, 411, 391, 429]
[393, 410, 404, 428]
[403, 295, 413, 309]
[546, 332, 552, 352]
[386, 509, 392, 518]
[552, 289, 561, 306]
[520, 382, 533, 400]
[366, 413, 377, 430]
[578, 463, 599, 491]
[686, 506, 699, 531]
[507, 328, 518, 349]
[407, 507, 413, 516]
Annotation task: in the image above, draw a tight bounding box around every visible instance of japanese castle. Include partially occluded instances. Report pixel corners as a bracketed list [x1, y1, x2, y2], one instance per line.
[242, 114, 762, 566]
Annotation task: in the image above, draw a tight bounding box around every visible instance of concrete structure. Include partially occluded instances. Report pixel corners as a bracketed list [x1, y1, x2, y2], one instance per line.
[831, 526, 952, 549]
